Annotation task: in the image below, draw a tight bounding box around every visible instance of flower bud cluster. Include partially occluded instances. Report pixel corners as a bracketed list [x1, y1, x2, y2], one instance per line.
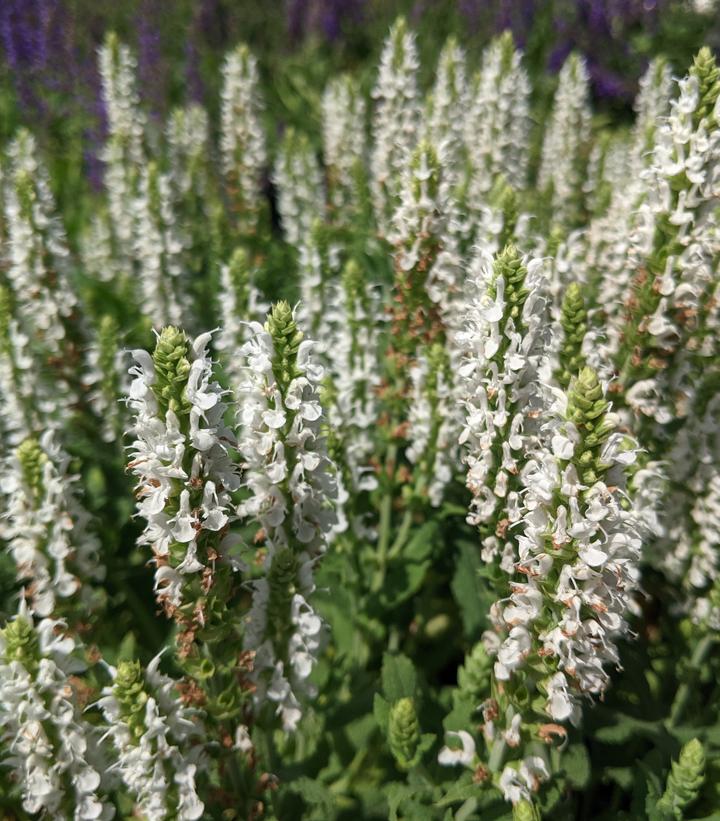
[2, 432, 105, 619]
[220, 44, 267, 236]
[98, 656, 205, 820]
[0, 609, 113, 819]
[126, 328, 240, 644]
[98, 33, 146, 261]
[236, 302, 338, 731]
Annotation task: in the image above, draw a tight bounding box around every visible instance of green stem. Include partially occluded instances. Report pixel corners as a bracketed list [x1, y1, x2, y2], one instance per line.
[669, 635, 714, 728]
[371, 443, 397, 593]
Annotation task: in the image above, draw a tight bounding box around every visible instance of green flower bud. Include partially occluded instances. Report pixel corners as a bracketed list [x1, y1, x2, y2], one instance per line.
[491, 243, 529, 322]
[226, 248, 251, 316]
[0, 285, 12, 356]
[266, 548, 299, 648]
[690, 47, 720, 127]
[657, 738, 705, 820]
[16, 438, 47, 506]
[152, 326, 192, 417]
[513, 799, 542, 821]
[114, 660, 149, 743]
[557, 282, 587, 390]
[265, 301, 304, 391]
[388, 697, 421, 770]
[565, 367, 615, 484]
[1, 616, 40, 675]
[457, 642, 493, 702]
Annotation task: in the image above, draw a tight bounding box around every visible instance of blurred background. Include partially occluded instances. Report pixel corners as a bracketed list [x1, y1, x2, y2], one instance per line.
[1, 0, 717, 234]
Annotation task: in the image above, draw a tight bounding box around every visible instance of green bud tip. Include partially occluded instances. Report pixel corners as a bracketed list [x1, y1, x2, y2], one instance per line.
[389, 697, 421, 768]
[2, 616, 40, 672]
[152, 326, 191, 415]
[690, 47, 720, 124]
[17, 438, 47, 502]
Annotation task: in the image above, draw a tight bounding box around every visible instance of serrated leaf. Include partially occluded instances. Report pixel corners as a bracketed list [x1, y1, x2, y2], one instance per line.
[436, 774, 480, 807]
[386, 783, 415, 821]
[288, 776, 335, 816]
[381, 653, 417, 702]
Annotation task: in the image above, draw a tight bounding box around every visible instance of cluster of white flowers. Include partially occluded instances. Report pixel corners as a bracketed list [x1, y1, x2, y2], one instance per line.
[296, 220, 342, 344]
[98, 656, 205, 820]
[465, 32, 530, 210]
[617, 51, 720, 427]
[134, 163, 187, 328]
[4, 129, 78, 422]
[486, 370, 645, 720]
[2, 432, 105, 619]
[322, 74, 367, 214]
[456, 245, 549, 565]
[325, 260, 382, 497]
[0, 283, 34, 446]
[167, 104, 211, 206]
[98, 33, 146, 263]
[0, 607, 113, 819]
[126, 328, 240, 624]
[273, 129, 325, 251]
[370, 17, 421, 233]
[235, 303, 338, 731]
[220, 44, 267, 235]
[426, 36, 468, 179]
[538, 53, 592, 227]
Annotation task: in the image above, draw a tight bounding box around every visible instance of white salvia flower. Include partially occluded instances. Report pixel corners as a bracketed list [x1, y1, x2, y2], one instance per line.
[370, 17, 421, 234]
[126, 327, 240, 628]
[465, 32, 530, 213]
[322, 74, 366, 214]
[220, 43, 267, 235]
[538, 53, 592, 227]
[80, 209, 124, 286]
[216, 247, 268, 387]
[1, 432, 105, 619]
[98, 655, 205, 821]
[438, 730, 476, 767]
[630, 56, 673, 170]
[615, 51, 720, 425]
[134, 162, 187, 328]
[167, 103, 211, 205]
[456, 244, 550, 566]
[485, 369, 647, 722]
[583, 132, 631, 217]
[236, 303, 338, 732]
[406, 346, 461, 507]
[296, 220, 343, 346]
[4, 129, 78, 419]
[499, 757, 550, 804]
[0, 284, 34, 447]
[324, 260, 382, 501]
[0, 608, 113, 819]
[426, 36, 468, 179]
[273, 129, 324, 251]
[98, 34, 146, 261]
[84, 315, 129, 444]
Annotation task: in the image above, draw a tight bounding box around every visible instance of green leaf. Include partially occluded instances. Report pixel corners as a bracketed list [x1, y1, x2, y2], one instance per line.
[287, 776, 335, 817]
[380, 522, 439, 607]
[562, 743, 591, 790]
[386, 783, 415, 821]
[596, 714, 662, 744]
[381, 653, 417, 702]
[451, 540, 494, 639]
[374, 693, 390, 732]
